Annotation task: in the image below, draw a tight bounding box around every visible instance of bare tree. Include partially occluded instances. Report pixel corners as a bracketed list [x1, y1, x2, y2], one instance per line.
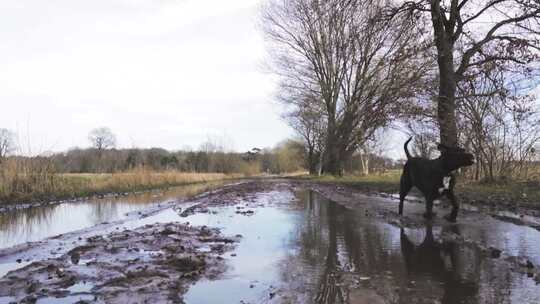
[334, 0, 430, 174]
[395, 0, 540, 148]
[357, 129, 392, 175]
[284, 104, 327, 175]
[405, 119, 439, 158]
[263, 0, 351, 175]
[458, 66, 540, 181]
[88, 127, 116, 151]
[0, 128, 16, 162]
[264, 0, 429, 175]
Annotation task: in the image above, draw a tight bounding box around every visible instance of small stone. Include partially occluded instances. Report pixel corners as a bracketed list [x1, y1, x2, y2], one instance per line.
[489, 248, 502, 259]
[56, 268, 65, 278]
[22, 295, 37, 304]
[71, 252, 81, 265]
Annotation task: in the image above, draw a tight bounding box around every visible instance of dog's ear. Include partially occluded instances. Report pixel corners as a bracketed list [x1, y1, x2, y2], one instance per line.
[437, 143, 449, 153]
[438, 143, 466, 154]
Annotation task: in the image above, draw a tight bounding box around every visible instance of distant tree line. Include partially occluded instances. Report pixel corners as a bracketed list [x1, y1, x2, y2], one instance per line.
[0, 127, 310, 175]
[53, 143, 304, 175]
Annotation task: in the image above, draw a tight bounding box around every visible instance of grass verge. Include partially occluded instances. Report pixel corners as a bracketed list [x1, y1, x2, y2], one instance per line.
[294, 170, 540, 208]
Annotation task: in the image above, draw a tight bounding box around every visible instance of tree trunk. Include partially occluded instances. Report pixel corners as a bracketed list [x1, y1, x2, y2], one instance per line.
[487, 154, 494, 182]
[360, 153, 370, 175]
[325, 146, 343, 176]
[307, 149, 318, 175]
[437, 74, 458, 147]
[318, 150, 324, 176]
[431, 0, 459, 147]
[324, 120, 344, 176]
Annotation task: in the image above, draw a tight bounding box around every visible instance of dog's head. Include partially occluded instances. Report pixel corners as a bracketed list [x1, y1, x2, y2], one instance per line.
[437, 143, 475, 171]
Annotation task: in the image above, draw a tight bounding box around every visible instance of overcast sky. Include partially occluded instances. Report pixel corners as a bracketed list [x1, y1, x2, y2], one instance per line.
[0, 0, 293, 154]
[2, 1, 537, 159]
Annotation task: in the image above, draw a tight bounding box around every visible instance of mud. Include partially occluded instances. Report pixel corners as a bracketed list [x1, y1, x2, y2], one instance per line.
[0, 222, 238, 303]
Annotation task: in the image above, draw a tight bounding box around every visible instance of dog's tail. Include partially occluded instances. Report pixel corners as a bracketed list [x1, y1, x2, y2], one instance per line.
[404, 137, 413, 159]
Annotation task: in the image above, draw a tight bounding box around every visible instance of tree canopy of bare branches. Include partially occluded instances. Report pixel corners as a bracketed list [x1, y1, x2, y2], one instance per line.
[264, 0, 430, 175]
[88, 127, 117, 151]
[284, 102, 327, 174]
[458, 67, 540, 180]
[0, 128, 16, 162]
[395, 0, 540, 147]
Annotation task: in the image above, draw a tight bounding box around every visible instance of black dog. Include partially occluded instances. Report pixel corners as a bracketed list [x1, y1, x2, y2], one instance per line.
[398, 137, 474, 222]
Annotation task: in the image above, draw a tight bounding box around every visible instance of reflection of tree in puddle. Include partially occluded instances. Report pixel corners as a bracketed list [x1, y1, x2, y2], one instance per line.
[88, 200, 120, 223]
[314, 201, 344, 303]
[0, 204, 59, 245]
[278, 191, 371, 303]
[278, 190, 531, 304]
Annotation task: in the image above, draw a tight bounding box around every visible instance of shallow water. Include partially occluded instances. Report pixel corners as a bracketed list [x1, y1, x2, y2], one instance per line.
[0, 181, 227, 249]
[183, 190, 540, 304]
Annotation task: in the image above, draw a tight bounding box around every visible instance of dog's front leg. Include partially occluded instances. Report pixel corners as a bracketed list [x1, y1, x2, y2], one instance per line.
[423, 197, 436, 219]
[444, 191, 459, 222]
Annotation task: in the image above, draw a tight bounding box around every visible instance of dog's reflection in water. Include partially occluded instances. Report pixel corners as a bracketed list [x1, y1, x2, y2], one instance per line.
[400, 225, 477, 304]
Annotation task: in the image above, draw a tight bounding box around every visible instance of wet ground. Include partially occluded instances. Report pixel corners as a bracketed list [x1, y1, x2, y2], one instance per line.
[1, 180, 540, 303]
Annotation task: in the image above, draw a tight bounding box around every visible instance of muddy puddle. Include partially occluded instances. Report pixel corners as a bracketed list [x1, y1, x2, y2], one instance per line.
[1, 181, 540, 303]
[0, 181, 229, 249]
[181, 189, 540, 304]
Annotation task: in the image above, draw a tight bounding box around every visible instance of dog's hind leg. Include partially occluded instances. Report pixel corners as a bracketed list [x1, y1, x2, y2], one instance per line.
[444, 176, 459, 222]
[423, 196, 436, 219]
[444, 191, 459, 222]
[399, 174, 412, 215]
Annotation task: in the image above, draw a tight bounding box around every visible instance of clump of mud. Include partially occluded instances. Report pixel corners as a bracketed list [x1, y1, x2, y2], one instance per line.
[178, 181, 280, 217]
[0, 222, 239, 303]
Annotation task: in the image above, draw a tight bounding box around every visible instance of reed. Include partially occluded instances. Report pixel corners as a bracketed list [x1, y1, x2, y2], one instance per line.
[0, 159, 242, 204]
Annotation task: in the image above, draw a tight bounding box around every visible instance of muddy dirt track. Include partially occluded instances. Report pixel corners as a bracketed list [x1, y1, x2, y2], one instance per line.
[1, 180, 540, 304]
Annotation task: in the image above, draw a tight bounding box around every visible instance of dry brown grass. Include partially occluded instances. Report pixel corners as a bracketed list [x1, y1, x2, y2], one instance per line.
[0, 159, 243, 204]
